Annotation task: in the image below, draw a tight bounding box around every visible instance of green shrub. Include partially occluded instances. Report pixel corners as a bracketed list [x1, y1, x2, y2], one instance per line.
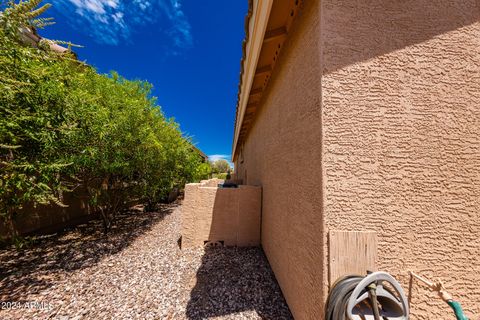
[194, 162, 212, 182]
[0, 0, 204, 236]
[213, 173, 227, 180]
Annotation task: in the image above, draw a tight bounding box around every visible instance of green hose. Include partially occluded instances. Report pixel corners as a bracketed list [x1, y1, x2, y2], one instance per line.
[447, 300, 469, 320]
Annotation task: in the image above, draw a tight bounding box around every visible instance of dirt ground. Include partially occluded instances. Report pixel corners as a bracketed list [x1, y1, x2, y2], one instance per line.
[0, 202, 292, 320]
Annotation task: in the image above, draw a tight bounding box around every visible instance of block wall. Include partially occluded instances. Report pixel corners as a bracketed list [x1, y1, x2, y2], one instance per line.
[182, 181, 261, 248]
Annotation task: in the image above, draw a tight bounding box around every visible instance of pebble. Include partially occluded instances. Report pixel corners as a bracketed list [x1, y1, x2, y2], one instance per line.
[0, 202, 292, 320]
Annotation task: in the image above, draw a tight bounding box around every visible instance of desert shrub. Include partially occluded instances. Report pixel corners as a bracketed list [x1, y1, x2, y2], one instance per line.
[0, 0, 204, 237]
[212, 173, 227, 180]
[211, 159, 231, 174]
[194, 162, 213, 181]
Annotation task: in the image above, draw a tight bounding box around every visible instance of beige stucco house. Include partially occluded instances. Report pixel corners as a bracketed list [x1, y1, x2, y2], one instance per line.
[232, 0, 480, 319]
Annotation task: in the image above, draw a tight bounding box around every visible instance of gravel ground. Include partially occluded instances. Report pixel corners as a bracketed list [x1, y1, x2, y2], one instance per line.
[0, 202, 293, 320]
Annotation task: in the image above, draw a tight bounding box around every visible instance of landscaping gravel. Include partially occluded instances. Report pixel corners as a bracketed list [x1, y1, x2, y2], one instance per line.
[0, 202, 293, 320]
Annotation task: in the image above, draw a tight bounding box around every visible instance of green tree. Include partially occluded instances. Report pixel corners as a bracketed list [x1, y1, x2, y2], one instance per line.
[0, 0, 73, 240]
[195, 162, 213, 181]
[0, 0, 204, 238]
[211, 159, 231, 174]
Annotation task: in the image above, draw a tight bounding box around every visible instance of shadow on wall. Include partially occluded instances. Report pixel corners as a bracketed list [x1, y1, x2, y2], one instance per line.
[322, 0, 480, 74]
[0, 204, 176, 302]
[185, 247, 293, 320]
[0, 186, 96, 239]
[182, 182, 261, 248]
[206, 185, 261, 247]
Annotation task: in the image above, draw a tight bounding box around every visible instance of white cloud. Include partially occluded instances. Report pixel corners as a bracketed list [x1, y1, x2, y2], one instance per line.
[106, 0, 119, 9]
[208, 154, 230, 162]
[112, 12, 123, 24]
[53, 0, 193, 48]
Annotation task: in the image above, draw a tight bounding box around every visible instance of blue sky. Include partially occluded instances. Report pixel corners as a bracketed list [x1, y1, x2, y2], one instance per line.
[40, 0, 248, 164]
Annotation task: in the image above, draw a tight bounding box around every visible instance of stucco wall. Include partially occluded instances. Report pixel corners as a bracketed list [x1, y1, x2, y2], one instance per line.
[236, 0, 479, 318]
[235, 0, 324, 318]
[0, 187, 95, 240]
[321, 0, 480, 319]
[182, 181, 261, 248]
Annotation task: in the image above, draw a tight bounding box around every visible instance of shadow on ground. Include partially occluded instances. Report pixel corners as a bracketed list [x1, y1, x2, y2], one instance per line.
[0, 203, 176, 302]
[186, 246, 293, 320]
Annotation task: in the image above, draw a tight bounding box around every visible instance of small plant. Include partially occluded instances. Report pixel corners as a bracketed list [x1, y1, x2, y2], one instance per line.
[11, 235, 36, 249]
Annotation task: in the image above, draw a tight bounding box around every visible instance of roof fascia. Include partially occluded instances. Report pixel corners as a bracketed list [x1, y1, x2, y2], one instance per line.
[232, 0, 273, 161]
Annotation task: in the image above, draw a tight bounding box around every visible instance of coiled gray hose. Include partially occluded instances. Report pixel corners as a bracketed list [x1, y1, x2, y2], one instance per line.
[325, 272, 409, 320]
[325, 275, 364, 320]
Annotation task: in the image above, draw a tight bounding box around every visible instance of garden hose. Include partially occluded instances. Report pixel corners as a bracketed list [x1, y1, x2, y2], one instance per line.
[368, 282, 382, 320]
[409, 271, 469, 320]
[326, 271, 409, 320]
[326, 275, 363, 320]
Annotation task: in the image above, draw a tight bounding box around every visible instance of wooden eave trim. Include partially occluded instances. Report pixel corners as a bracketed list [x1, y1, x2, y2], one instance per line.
[264, 26, 287, 43]
[250, 87, 263, 95]
[254, 64, 273, 76]
[232, 0, 273, 162]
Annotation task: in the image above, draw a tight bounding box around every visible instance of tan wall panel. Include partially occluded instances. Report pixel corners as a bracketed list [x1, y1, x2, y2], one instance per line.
[182, 182, 261, 248]
[181, 184, 195, 246]
[237, 186, 262, 246]
[328, 231, 377, 285]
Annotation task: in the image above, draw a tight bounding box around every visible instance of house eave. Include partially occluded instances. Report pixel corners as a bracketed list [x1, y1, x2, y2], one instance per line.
[231, 0, 302, 162]
[232, 0, 274, 162]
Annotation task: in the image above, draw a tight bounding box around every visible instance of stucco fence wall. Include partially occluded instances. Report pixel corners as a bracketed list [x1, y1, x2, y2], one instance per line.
[182, 180, 261, 248]
[234, 0, 480, 319]
[1, 186, 178, 241]
[0, 187, 96, 241]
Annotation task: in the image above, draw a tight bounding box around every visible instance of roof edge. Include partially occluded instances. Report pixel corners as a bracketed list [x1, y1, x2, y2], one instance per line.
[231, 0, 274, 161]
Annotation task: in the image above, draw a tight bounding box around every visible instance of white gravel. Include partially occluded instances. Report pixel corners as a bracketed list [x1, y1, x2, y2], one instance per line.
[0, 202, 292, 320]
